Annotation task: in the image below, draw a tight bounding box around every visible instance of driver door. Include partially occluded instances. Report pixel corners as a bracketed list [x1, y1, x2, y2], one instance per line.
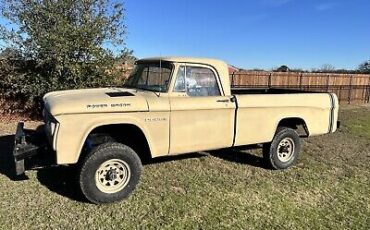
[169, 64, 235, 155]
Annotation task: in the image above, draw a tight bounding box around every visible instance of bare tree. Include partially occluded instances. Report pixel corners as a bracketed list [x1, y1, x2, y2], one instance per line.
[319, 64, 336, 72]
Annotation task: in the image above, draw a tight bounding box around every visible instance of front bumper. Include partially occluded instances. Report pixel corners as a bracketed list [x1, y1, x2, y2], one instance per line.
[13, 122, 51, 175]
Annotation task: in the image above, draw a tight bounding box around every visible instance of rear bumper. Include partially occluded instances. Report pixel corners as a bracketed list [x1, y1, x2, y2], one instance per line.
[13, 122, 50, 175]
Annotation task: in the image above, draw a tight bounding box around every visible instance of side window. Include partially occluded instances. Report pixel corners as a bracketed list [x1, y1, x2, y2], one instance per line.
[173, 66, 185, 92]
[173, 66, 221, 97]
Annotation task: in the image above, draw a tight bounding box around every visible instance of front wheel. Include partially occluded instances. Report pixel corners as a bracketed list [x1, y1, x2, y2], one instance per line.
[78, 142, 142, 204]
[263, 128, 301, 170]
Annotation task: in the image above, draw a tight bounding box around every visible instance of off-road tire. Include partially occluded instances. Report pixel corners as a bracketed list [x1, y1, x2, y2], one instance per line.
[78, 142, 142, 204]
[263, 127, 301, 170]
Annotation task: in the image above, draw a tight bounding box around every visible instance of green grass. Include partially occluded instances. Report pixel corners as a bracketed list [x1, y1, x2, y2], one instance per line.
[346, 109, 370, 139]
[0, 107, 369, 229]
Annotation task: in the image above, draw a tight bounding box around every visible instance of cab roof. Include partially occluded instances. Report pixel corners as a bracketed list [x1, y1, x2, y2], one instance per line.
[138, 56, 227, 67]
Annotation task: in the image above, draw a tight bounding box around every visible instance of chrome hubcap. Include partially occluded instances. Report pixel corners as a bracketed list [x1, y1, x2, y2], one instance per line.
[95, 159, 131, 194]
[277, 137, 295, 162]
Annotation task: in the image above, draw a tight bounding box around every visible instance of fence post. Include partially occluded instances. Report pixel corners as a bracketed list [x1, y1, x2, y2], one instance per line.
[268, 72, 272, 88]
[348, 75, 353, 104]
[367, 78, 370, 103]
[231, 71, 236, 87]
[299, 73, 303, 90]
[326, 74, 330, 92]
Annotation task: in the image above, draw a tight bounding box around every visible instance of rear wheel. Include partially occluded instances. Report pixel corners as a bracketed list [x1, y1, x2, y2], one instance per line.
[78, 142, 142, 204]
[263, 127, 301, 169]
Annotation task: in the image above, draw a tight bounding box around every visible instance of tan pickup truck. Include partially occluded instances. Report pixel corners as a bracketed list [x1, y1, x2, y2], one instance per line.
[13, 57, 340, 204]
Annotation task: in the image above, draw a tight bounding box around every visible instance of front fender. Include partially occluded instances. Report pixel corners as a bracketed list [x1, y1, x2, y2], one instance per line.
[54, 112, 170, 164]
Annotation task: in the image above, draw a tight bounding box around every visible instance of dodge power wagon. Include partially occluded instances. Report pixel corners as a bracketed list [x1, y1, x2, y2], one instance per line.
[13, 57, 340, 204]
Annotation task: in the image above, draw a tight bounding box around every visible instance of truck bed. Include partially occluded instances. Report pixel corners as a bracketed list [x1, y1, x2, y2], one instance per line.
[231, 90, 337, 147]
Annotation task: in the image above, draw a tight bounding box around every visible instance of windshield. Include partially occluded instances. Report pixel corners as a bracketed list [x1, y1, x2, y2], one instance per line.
[124, 61, 173, 92]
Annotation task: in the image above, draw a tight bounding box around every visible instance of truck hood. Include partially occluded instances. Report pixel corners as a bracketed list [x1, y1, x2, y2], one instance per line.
[43, 88, 149, 116]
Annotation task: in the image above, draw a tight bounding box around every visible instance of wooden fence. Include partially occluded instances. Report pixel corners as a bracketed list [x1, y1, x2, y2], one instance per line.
[230, 71, 370, 104]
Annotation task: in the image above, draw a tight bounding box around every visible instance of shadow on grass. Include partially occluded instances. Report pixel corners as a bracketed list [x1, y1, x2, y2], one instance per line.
[148, 148, 270, 169]
[36, 165, 87, 202]
[208, 147, 270, 169]
[0, 133, 269, 203]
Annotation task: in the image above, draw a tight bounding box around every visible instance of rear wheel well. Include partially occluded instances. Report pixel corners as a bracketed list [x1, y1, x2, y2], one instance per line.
[81, 124, 151, 164]
[277, 118, 309, 137]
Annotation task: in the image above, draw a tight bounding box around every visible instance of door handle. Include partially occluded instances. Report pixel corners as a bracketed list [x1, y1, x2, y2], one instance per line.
[216, 99, 230, 103]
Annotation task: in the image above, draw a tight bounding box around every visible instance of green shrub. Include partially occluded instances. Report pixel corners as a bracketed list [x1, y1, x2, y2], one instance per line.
[0, 56, 119, 116]
[0, 0, 128, 116]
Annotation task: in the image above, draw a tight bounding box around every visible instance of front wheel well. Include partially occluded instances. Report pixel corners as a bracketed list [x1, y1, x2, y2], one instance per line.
[81, 124, 151, 164]
[277, 118, 309, 137]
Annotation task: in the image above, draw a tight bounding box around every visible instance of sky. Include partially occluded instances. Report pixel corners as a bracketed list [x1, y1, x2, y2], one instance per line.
[124, 0, 370, 70]
[0, 0, 369, 70]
